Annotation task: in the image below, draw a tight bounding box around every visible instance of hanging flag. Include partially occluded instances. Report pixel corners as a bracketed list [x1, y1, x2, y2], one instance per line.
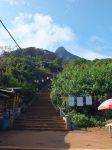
[86, 96, 92, 105]
[63, 96, 68, 102]
[77, 97, 83, 106]
[68, 96, 75, 106]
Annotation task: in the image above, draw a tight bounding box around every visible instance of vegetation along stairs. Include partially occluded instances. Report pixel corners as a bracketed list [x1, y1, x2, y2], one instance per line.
[14, 87, 68, 131]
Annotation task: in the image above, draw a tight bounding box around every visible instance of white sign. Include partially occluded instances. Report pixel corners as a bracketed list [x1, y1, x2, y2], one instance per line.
[86, 96, 92, 105]
[68, 96, 75, 106]
[77, 97, 83, 106]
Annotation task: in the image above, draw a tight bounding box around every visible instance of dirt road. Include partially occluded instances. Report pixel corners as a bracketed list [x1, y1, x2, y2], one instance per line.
[0, 127, 112, 149]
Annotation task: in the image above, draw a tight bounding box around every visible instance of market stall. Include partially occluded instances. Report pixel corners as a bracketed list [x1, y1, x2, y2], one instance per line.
[0, 88, 22, 129]
[0, 93, 10, 129]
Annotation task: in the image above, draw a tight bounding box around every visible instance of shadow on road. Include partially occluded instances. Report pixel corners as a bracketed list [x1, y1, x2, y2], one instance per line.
[0, 130, 70, 149]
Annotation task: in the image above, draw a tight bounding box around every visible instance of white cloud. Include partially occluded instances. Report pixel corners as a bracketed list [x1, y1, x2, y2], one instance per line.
[78, 49, 108, 60]
[90, 35, 105, 45]
[0, 12, 110, 60]
[66, 44, 109, 60]
[89, 35, 106, 51]
[0, 12, 76, 50]
[4, 0, 26, 5]
[89, 35, 112, 52]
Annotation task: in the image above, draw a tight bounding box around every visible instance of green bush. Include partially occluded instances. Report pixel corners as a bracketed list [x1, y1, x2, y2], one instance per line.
[68, 112, 106, 128]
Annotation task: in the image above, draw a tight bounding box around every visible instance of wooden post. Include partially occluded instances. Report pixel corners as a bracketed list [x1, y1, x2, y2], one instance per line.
[109, 126, 112, 138]
[105, 123, 112, 138]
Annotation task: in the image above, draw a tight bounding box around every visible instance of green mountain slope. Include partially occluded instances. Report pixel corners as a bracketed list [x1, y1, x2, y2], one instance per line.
[0, 47, 62, 90]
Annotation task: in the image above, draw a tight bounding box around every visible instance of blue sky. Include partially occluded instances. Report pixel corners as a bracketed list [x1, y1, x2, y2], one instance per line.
[0, 0, 112, 59]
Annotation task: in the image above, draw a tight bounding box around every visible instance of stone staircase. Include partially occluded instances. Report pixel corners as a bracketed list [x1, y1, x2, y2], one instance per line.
[14, 88, 68, 131]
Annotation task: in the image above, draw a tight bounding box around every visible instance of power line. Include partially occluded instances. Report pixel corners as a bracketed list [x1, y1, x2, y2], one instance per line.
[0, 19, 22, 50]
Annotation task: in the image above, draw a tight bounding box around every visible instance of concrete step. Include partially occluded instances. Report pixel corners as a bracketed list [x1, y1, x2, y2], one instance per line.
[14, 121, 65, 125]
[14, 89, 67, 131]
[14, 124, 65, 127]
[0, 146, 59, 150]
[14, 127, 68, 131]
[26, 112, 58, 114]
[23, 113, 58, 116]
[16, 118, 63, 121]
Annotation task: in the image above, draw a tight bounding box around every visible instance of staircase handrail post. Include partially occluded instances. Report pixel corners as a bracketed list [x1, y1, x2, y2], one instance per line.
[58, 105, 71, 130]
[59, 108, 63, 117]
[65, 115, 71, 130]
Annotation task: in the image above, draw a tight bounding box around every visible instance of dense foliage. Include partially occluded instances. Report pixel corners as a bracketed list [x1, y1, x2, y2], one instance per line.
[51, 58, 112, 127]
[0, 47, 62, 90]
[51, 58, 112, 103]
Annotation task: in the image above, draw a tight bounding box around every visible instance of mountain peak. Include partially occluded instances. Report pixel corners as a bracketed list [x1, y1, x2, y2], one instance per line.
[55, 46, 79, 61]
[57, 46, 66, 50]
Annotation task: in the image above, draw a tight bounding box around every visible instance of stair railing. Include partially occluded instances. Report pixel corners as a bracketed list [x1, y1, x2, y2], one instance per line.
[57, 105, 71, 130]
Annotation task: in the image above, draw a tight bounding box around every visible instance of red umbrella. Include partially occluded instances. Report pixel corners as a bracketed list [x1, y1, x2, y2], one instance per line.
[98, 99, 112, 110]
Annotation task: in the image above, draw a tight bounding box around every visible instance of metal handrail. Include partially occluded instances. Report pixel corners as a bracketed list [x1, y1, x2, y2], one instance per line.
[57, 105, 66, 117]
[57, 105, 71, 130]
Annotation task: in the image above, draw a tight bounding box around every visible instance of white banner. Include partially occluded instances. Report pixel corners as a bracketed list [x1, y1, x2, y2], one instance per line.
[77, 97, 83, 106]
[86, 96, 92, 105]
[68, 96, 75, 106]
